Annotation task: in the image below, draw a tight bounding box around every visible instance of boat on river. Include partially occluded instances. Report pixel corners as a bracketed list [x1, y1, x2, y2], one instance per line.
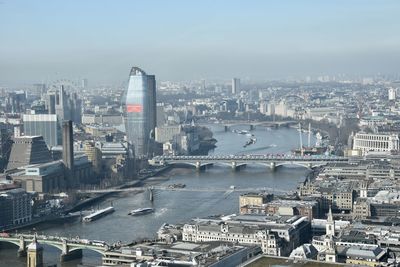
[128, 207, 154, 216]
[82, 206, 115, 222]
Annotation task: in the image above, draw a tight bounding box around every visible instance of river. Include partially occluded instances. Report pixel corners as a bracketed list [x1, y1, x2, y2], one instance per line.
[0, 125, 315, 266]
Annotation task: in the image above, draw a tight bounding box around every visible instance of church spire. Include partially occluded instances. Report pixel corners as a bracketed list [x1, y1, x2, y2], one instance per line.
[326, 206, 335, 237]
[328, 206, 333, 223]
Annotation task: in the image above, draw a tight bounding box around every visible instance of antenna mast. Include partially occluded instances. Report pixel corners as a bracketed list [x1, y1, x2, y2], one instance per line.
[299, 122, 303, 155]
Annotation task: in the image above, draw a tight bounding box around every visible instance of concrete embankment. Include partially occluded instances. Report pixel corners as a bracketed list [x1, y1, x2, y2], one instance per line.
[3, 166, 172, 232]
[66, 165, 171, 213]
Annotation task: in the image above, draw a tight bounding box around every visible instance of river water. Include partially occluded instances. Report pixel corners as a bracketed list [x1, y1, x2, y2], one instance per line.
[0, 125, 315, 266]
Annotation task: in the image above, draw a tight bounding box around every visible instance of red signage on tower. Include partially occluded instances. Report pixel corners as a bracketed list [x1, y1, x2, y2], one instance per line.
[127, 104, 143, 113]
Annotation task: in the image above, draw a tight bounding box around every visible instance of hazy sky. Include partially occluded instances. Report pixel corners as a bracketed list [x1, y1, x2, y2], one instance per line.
[1, 0, 400, 85]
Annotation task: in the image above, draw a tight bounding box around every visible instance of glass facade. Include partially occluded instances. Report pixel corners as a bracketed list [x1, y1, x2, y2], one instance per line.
[124, 67, 156, 158]
[23, 114, 61, 148]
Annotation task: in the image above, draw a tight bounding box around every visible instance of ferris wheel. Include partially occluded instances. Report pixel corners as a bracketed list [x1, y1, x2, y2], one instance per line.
[48, 79, 80, 93]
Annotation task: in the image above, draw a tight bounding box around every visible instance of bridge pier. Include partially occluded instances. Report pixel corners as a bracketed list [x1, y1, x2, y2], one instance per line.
[195, 161, 202, 172]
[270, 162, 276, 171]
[231, 162, 246, 171]
[149, 187, 154, 202]
[60, 239, 83, 262]
[17, 235, 26, 257]
[60, 250, 83, 262]
[195, 162, 211, 172]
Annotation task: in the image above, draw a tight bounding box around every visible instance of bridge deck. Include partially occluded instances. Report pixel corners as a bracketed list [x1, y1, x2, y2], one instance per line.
[78, 186, 290, 194]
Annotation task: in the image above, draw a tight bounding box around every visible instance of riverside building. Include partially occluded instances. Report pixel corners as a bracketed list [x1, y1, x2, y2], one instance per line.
[352, 133, 399, 155]
[0, 188, 32, 229]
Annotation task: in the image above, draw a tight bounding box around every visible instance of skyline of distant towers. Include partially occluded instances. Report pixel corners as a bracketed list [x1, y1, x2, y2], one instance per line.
[124, 67, 157, 159]
[232, 77, 240, 95]
[44, 85, 82, 124]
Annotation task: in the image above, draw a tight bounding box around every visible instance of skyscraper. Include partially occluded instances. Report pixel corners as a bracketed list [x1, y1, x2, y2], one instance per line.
[45, 86, 82, 124]
[55, 86, 69, 121]
[232, 78, 240, 95]
[81, 78, 88, 89]
[388, 87, 396, 101]
[124, 67, 157, 158]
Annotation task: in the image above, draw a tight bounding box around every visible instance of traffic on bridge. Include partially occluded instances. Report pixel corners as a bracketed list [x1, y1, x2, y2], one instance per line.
[0, 233, 116, 262]
[152, 154, 347, 161]
[149, 154, 348, 171]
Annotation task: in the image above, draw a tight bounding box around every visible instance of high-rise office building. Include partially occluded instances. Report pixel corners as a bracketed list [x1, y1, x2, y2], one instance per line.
[0, 123, 12, 172]
[388, 87, 396, 101]
[81, 78, 88, 89]
[70, 92, 82, 124]
[45, 86, 82, 124]
[33, 83, 46, 97]
[156, 103, 166, 127]
[55, 86, 69, 121]
[232, 78, 240, 95]
[23, 114, 61, 148]
[5, 91, 26, 114]
[124, 67, 157, 158]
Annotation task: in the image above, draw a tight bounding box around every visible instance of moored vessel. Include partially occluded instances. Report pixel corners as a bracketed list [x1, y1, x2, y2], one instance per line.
[82, 206, 115, 222]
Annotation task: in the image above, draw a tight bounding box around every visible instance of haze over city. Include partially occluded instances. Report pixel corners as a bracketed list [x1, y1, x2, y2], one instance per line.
[1, 0, 400, 85]
[3, 1, 400, 267]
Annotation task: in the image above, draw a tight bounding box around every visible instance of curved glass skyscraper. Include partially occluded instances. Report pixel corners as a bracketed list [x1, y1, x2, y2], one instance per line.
[125, 67, 156, 158]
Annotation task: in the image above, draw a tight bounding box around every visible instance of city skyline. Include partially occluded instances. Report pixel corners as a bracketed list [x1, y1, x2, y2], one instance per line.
[1, 0, 400, 86]
[3, 1, 400, 266]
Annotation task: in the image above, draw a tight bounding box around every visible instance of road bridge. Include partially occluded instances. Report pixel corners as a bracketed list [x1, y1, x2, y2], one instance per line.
[217, 120, 297, 131]
[149, 154, 348, 171]
[0, 234, 109, 262]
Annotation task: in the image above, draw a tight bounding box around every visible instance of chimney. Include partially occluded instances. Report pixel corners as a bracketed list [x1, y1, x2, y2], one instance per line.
[62, 120, 74, 185]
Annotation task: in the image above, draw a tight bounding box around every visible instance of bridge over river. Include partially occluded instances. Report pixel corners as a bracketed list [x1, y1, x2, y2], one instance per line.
[0, 233, 110, 262]
[149, 154, 348, 171]
[78, 185, 291, 195]
[207, 120, 298, 131]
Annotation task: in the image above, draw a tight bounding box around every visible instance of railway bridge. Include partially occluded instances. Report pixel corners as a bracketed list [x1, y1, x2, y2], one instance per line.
[218, 120, 298, 131]
[0, 234, 108, 262]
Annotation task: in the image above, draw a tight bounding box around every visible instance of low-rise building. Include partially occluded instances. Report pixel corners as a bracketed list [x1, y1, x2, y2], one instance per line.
[289, 244, 318, 260]
[299, 178, 355, 212]
[240, 199, 319, 221]
[182, 214, 310, 256]
[352, 132, 399, 155]
[10, 155, 94, 193]
[340, 246, 387, 267]
[239, 193, 273, 208]
[102, 241, 260, 267]
[155, 125, 182, 143]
